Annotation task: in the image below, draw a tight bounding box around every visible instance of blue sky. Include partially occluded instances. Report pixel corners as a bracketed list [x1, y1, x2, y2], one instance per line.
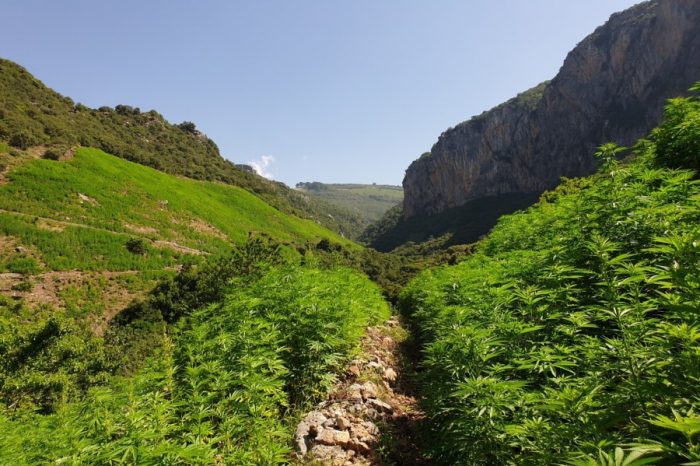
[1, 0, 640, 186]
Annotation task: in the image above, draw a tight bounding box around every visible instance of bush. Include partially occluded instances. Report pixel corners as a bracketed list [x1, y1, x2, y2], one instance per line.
[10, 281, 33, 292]
[42, 148, 62, 160]
[0, 306, 114, 411]
[114, 104, 140, 116]
[125, 237, 147, 255]
[9, 131, 40, 149]
[176, 121, 197, 134]
[653, 82, 700, 172]
[149, 233, 284, 323]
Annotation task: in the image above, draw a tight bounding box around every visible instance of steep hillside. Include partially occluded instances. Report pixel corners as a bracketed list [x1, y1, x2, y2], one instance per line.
[0, 58, 364, 236]
[296, 182, 403, 237]
[0, 145, 353, 327]
[399, 85, 700, 464]
[398, 0, 700, 247]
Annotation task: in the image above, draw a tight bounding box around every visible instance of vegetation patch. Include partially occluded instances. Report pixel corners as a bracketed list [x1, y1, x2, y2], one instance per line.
[0, 257, 389, 464]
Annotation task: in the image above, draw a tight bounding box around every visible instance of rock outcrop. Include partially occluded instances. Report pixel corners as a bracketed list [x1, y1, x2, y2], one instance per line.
[403, 0, 700, 219]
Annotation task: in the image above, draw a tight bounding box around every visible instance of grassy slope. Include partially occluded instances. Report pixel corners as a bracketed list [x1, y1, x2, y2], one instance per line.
[0, 147, 353, 273]
[296, 182, 403, 234]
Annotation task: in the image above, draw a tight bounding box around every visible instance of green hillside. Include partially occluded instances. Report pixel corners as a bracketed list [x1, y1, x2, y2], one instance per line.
[0, 146, 352, 270]
[0, 58, 364, 237]
[0, 145, 354, 335]
[296, 182, 403, 237]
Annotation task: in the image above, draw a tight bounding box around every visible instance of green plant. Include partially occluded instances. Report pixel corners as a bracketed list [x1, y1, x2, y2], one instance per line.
[10, 281, 32, 292]
[652, 83, 700, 172]
[125, 237, 147, 255]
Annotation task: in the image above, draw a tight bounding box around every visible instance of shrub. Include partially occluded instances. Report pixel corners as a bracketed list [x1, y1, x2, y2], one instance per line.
[9, 131, 40, 149]
[114, 104, 140, 116]
[10, 281, 33, 292]
[149, 233, 284, 323]
[176, 121, 197, 134]
[125, 237, 147, 255]
[653, 82, 700, 172]
[42, 148, 62, 160]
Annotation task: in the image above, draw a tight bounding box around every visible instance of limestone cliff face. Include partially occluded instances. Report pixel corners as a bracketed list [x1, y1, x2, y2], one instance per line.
[403, 0, 700, 218]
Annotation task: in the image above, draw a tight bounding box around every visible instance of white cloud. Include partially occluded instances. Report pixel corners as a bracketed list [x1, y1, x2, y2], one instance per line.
[249, 155, 275, 179]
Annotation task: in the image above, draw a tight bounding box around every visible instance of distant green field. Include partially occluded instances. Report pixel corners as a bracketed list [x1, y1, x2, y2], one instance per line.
[296, 182, 403, 228]
[0, 147, 353, 272]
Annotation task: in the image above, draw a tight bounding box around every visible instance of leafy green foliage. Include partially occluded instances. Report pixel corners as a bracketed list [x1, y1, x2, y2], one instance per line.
[400, 94, 700, 464]
[125, 237, 147, 255]
[652, 85, 700, 172]
[172, 265, 389, 460]
[0, 265, 389, 464]
[2, 255, 40, 274]
[147, 233, 285, 323]
[0, 297, 114, 411]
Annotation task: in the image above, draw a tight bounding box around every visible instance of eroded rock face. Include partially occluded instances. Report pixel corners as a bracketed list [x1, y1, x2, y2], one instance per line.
[403, 0, 700, 218]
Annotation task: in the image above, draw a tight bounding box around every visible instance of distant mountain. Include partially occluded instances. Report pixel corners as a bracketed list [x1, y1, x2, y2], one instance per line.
[295, 182, 403, 238]
[0, 58, 364, 237]
[391, 0, 700, 250]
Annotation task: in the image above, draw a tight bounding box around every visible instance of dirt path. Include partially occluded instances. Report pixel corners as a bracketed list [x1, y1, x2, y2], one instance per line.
[294, 316, 427, 465]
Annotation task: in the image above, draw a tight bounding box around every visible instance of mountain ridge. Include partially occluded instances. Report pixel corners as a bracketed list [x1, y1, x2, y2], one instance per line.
[402, 0, 700, 224]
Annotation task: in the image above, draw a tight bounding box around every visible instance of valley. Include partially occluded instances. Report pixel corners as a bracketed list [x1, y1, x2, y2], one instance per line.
[0, 0, 699, 465]
[295, 182, 403, 237]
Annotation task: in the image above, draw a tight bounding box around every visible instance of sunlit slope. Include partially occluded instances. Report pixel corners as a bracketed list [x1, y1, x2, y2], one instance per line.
[0, 147, 353, 272]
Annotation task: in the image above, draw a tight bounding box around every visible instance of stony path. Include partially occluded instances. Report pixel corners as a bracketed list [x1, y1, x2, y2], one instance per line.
[294, 316, 427, 465]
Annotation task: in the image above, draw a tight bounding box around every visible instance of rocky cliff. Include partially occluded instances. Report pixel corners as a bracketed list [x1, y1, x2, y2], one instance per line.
[403, 0, 700, 218]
